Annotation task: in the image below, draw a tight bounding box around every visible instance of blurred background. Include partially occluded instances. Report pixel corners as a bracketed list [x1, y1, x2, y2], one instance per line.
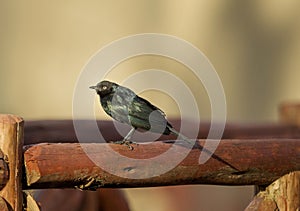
[1, 1, 300, 210]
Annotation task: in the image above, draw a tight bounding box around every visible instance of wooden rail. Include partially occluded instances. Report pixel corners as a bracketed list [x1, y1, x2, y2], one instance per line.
[23, 120, 300, 145]
[21, 118, 300, 210]
[0, 112, 300, 210]
[0, 114, 24, 211]
[23, 139, 300, 189]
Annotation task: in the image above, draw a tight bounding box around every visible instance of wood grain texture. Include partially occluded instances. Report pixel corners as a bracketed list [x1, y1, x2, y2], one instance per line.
[246, 171, 300, 211]
[0, 150, 9, 190]
[24, 139, 300, 189]
[0, 114, 24, 211]
[0, 197, 10, 211]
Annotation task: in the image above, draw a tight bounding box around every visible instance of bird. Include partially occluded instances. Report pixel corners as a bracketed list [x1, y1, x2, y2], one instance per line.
[89, 80, 194, 149]
[89, 80, 239, 171]
[89, 80, 240, 172]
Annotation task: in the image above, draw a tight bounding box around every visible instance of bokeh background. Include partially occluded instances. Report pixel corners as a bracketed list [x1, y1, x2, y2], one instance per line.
[1, 1, 300, 210]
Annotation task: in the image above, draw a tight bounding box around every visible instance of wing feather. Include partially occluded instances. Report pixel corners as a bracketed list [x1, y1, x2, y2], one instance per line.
[128, 96, 170, 134]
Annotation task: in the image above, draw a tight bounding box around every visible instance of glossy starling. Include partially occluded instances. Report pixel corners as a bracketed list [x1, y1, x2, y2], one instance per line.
[90, 80, 193, 149]
[89, 81, 238, 170]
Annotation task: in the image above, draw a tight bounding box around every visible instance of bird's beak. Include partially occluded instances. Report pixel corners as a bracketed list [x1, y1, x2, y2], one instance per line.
[89, 85, 97, 90]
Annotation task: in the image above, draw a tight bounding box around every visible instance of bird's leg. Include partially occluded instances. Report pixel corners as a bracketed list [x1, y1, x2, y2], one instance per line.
[114, 127, 136, 150]
[123, 127, 136, 141]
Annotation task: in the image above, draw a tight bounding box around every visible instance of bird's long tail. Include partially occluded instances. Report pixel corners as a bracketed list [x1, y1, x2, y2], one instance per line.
[168, 127, 194, 145]
[168, 127, 239, 171]
[170, 127, 213, 155]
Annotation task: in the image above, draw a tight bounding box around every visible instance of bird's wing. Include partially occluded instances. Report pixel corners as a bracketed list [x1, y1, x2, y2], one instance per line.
[128, 96, 169, 134]
[102, 86, 136, 124]
[104, 95, 130, 124]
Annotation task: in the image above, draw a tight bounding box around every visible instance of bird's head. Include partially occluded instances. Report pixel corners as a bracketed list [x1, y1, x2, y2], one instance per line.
[90, 80, 117, 97]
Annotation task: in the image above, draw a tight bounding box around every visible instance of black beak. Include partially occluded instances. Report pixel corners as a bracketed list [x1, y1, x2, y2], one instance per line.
[89, 85, 97, 90]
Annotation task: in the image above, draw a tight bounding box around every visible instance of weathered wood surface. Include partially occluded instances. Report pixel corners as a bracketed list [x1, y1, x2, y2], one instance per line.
[0, 114, 24, 211]
[279, 102, 300, 127]
[245, 171, 300, 211]
[24, 139, 300, 189]
[0, 197, 10, 211]
[0, 150, 9, 190]
[23, 191, 40, 211]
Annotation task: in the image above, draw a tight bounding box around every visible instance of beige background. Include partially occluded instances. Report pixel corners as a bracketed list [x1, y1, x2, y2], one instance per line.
[1, 1, 300, 210]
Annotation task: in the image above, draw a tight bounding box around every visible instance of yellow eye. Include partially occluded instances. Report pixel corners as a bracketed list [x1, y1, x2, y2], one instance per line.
[102, 85, 107, 90]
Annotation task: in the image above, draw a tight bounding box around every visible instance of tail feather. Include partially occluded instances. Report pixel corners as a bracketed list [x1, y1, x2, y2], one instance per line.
[168, 126, 239, 171]
[169, 127, 214, 155]
[168, 126, 215, 156]
[168, 127, 194, 145]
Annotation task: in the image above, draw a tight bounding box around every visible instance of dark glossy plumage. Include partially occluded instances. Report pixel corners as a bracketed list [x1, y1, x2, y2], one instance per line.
[90, 80, 172, 135]
[90, 81, 234, 167]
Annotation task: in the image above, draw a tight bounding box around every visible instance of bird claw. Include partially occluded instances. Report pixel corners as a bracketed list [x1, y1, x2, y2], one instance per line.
[114, 140, 136, 150]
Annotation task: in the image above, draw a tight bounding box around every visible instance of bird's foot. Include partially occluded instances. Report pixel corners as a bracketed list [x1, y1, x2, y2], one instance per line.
[114, 140, 137, 150]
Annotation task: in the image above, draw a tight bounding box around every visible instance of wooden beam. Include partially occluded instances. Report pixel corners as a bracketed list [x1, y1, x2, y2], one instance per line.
[24, 120, 300, 145]
[24, 139, 300, 189]
[0, 150, 9, 190]
[245, 171, 300, 211]
[0, 197, 10, 211]
[279, 102, 300, 127]
[0, 114, 24, 211]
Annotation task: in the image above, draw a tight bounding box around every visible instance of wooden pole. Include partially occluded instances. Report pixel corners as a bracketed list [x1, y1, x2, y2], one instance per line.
[0, 197, 10, 211]
[24, 191, 40, 211]
[0, 114, 24, 211]
[0, 150, 9, 190]
[279, 102, 300, 127]
[246, 102, 300, 209]
[245, 171, 300, 210]
[23, 120, 300, 145]
[24, 139, 300, 189]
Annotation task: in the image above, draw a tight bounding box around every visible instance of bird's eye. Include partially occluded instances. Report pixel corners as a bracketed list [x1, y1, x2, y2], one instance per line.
[102, 85, 107, 90]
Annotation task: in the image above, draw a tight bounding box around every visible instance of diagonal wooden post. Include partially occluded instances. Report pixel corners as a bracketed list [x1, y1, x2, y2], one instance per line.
[245, 171, 300, 210]
[0, 114, 24, 211]
[247, 102, 300, 210]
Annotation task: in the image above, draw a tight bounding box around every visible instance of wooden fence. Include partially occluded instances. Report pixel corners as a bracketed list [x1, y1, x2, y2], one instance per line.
[0, 103, 299, 210]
